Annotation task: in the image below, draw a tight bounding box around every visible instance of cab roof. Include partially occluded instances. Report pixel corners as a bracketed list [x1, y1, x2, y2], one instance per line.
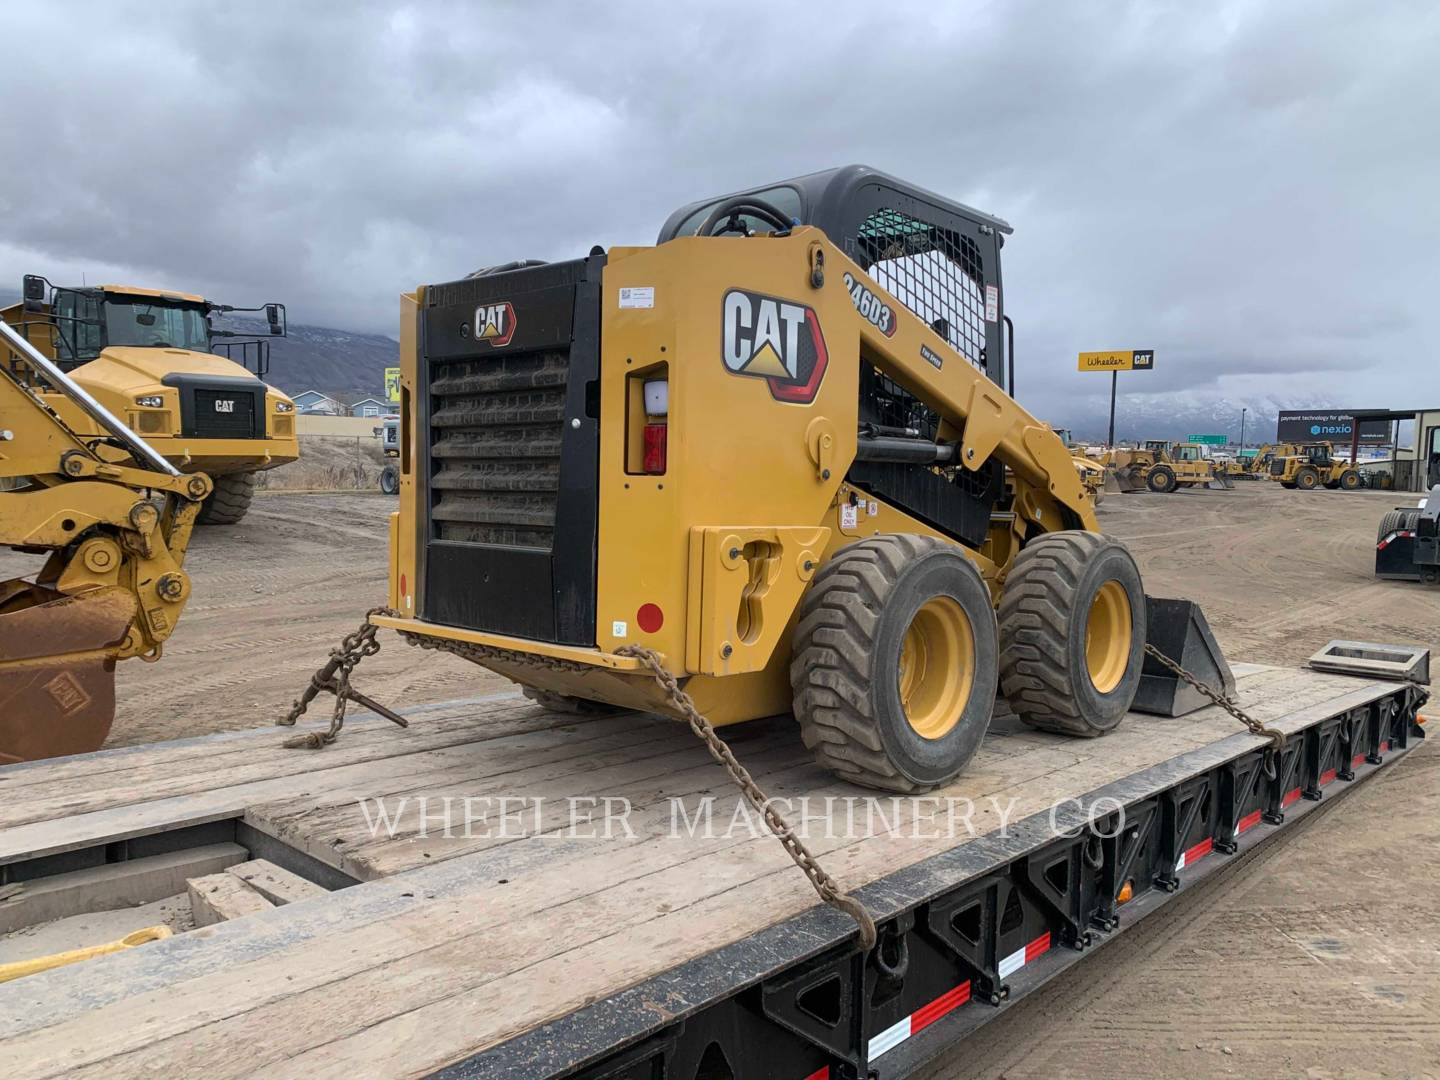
[99, 284, 207, 304]
[657, 164, 1013, 245]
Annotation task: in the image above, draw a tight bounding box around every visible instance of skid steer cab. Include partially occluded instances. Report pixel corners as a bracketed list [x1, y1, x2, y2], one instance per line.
[0, 275, 300, 524]
[377, 166, 1225, 792]
[1269, 442, 1363, 490]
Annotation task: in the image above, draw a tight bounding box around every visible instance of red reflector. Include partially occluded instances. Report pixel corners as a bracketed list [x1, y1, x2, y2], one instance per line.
[643, 422, 667, 474]
[400, 573, 407, 599]
[637, 603, 664, 633]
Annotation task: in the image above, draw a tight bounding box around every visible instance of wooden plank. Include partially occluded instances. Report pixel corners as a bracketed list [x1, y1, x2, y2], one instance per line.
[187, 874, 275, 927]
[0, 692, 520, 797]
[0, 844, 248, 936]
[0, 697, 571, 829]
[224, 862, 327, 907]
[0, 712, 653, 868]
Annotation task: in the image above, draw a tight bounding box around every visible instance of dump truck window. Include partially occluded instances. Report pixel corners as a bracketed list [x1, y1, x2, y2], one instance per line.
[104, 299, 209, 352]
[52, 290, 104, 364]
[857, 208, 986, 370]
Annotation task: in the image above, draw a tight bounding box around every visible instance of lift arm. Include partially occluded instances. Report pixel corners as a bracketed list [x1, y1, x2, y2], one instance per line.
[0, 321, 210, 763]
[817, 233, 1098, 539]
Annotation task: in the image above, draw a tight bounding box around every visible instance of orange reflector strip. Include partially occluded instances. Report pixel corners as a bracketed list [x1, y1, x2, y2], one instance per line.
[1117, 880, 1133, 904]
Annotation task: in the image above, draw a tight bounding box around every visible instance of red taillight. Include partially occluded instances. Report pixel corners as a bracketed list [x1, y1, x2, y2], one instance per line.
[643, 422, 667, 474]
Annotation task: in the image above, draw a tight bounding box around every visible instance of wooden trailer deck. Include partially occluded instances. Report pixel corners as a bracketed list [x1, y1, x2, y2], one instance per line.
[0, 663, 1418, 1078]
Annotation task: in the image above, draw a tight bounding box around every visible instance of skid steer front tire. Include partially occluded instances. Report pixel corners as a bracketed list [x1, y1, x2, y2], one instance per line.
[195, 471, 257, 525]
[791, 534, 998, 793]
[998, 532, 1145, 737]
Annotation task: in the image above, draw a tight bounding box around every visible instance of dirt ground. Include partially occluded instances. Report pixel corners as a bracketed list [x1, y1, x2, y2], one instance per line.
[2, 482, 1436, 1075]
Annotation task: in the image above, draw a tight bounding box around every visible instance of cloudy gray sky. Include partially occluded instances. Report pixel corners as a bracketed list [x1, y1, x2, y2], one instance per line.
[2, 0, 1436, 423]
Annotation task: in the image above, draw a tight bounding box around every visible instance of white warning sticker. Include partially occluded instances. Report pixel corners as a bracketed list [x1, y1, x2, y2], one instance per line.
[840, 504, 859, 529]
[867, 500, 879, 517]
[619, 287, 655, 309]
[985, 284, 999, 323]
[612, 620, 628, 638]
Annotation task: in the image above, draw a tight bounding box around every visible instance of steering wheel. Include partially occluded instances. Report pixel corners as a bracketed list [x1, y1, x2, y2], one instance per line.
[692, 197, 795, 237]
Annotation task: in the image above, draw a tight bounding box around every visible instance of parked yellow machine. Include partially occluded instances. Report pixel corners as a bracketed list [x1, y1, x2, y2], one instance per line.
[368, 167, 1217, 793]
[1, 275, 298, 523]
[1268, 442, 1363, 490]
[1108, 440, 1230, 493]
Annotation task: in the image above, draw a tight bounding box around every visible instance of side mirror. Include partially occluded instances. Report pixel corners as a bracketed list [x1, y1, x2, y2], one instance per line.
[22, 274, 46, 312]
[265, 303, 286, 336]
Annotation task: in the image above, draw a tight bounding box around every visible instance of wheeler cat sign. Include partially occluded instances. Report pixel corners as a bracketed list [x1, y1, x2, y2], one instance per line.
[1077, 350, 1155, 372]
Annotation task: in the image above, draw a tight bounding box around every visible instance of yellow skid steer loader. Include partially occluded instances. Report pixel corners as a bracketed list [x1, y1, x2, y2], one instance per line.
[368, 167, 1226, 792]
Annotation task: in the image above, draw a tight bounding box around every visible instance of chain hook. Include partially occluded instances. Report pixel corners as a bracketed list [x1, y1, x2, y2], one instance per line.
[279, 606, 408, 749]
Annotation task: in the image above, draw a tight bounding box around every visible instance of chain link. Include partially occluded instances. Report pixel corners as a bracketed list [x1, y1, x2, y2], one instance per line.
[615, 644, 878, 951]
[278, 606, 406, 749]
[1143, 643, 1286, 753]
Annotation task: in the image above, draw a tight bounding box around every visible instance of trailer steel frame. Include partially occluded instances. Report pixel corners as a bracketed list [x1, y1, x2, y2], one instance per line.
[437, 683, 1425, 1080]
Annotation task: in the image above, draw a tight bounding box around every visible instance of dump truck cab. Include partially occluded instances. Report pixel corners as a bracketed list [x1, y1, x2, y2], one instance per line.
[1, 277, 299, 522]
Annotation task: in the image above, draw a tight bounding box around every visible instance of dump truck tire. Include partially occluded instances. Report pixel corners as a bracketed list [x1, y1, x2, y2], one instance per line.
[379, 463, 400, 495]
[1146, 465, 1177, 493]
[521, 687, 621, 716]
[998, 531, 1145, 737]
[1340, 469, 1362, 490]
[791, 534, 998, 793]
[196, 471, 257, 525]
[1295, 467, 1320, 490]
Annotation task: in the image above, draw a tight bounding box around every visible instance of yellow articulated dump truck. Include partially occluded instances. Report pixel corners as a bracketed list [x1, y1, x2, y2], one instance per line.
[366, 166, 1224, 794]
[1, 275, 298, 523]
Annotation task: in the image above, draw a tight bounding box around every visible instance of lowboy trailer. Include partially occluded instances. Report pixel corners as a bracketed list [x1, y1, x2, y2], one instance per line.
[0, 651, 1426, 1079]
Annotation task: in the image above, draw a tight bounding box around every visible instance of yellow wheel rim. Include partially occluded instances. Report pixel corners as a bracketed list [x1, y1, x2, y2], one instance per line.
[898, 596, 976, 739]
[1085, 580, 1132, 694]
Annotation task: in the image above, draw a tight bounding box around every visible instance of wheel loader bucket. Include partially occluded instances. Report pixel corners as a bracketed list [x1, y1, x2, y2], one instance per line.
[1113, 466, 1148, 493]
[0, 584, 135, 764]
[1207, 472, 1235, 491]
[1102, 469, 1123, 494]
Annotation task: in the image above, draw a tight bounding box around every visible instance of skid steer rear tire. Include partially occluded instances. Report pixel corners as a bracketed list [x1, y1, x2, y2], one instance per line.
[521, 687, 621, 716]
[196, 471, 257, 525]
[1339, 469, 1362, 490]
[791, 534, 998, 793]
[379, 463, 400, 495]
[998, 532, 1145, 738]
[1146, 465, 1177, 493]
[1295, 467, 1320, 490]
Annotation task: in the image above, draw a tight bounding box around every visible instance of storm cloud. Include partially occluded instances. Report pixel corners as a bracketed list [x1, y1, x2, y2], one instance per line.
[2, 0, 1435, 423]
